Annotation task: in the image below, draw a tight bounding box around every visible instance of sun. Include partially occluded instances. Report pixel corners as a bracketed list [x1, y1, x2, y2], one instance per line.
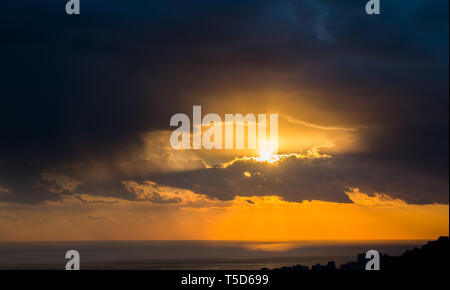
[256, 140, 280, 163]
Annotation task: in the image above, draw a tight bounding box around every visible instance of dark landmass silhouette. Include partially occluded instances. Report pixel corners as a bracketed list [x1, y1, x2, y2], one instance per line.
[264, 236, 449, 272]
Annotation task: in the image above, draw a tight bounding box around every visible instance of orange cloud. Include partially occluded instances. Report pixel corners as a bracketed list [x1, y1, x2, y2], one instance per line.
[0, 189, 447, 241]
[207, 193, 448, 240]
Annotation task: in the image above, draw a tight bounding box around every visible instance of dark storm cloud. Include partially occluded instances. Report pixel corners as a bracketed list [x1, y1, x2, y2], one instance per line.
[147, 155, 449, 204]
[55, 153, 447, 205]
[0, 0, 448, 203]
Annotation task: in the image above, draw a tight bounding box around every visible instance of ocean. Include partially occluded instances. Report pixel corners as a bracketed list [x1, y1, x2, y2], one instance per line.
[0, 240, 426, 270]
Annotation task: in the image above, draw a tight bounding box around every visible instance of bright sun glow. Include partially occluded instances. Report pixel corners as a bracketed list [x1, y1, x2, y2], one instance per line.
[256, 140, 280, 163]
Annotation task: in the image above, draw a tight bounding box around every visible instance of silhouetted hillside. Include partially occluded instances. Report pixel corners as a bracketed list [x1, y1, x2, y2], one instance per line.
[380, 236, 449, 271]
[268, 236, 449, 272]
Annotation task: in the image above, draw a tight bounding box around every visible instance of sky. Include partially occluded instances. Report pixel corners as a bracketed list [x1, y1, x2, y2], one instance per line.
[0, 0, 448, 241]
